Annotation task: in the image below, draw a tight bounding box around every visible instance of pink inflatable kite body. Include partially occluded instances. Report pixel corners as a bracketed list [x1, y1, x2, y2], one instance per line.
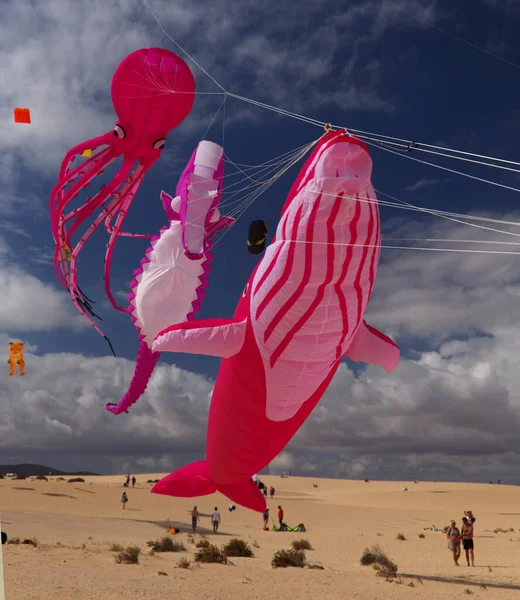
[106, 141, 234, 415]
[151, 131, 400, 513]
[49, 48, 196, 349]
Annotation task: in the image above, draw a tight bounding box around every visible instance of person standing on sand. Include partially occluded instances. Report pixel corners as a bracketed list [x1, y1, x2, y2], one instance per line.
[191, 506, 200, 533]
[461, 517, 475, 567]
[277, 505, 284, 527]
[212, 506, 221, 534]
[263, 507, 270, 530]
[131, 476, 136, 488]
[121, 491, 128, 509]
[446, 520, 461, 566]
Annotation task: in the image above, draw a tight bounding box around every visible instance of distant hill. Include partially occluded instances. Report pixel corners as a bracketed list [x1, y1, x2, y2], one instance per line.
[0, 464, 99, 477]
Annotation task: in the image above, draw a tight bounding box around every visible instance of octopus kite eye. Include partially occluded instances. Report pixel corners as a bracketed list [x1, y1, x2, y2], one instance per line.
[152, 138, 166, 150]
[242, 283, 249, 297]
[113, 124, 126, 139]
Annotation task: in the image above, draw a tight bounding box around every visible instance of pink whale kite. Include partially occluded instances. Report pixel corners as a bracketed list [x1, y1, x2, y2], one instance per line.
[150, 130, 400, 512]
[49, 48, 196, 351]
[106, 140, 234, 415]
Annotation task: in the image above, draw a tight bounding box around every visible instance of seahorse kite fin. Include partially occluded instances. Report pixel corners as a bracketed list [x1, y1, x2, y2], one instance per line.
[106, 140, 234, 415]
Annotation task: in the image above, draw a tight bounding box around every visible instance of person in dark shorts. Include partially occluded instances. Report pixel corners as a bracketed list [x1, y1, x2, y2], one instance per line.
[191, 506, 200, 533]
[121, 491, 128, 509]
[461, 517, 475, 566]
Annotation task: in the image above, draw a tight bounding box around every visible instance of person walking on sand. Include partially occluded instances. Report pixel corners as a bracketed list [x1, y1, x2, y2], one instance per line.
[263, 507, 270, 530]
[131, 476, 136, 488]
[446, 520, 461, 566]
[461, 517, 475, 566]
[191, 506, 200, 533]
[121, 491, 128, 509]
[212, 506, 221, 534]
[277, 505, 284, 527]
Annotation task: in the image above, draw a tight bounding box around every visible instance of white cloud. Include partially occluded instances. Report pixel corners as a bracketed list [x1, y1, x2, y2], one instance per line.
[404, 177, 446, 192]
[0, 0, 438, 187]
[2, 212, 520, 481]
[0, 235, 86, 332]
[269, 451, 296, 474]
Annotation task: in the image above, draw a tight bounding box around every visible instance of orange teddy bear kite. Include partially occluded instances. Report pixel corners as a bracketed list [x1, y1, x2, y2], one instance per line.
[8, 342, 25, 376]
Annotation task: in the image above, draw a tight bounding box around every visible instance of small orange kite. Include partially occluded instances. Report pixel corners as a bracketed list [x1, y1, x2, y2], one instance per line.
[14, 108, 31, 124]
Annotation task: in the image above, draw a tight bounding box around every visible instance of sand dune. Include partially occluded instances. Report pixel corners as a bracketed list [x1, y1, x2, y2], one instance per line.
[1, 474, 520, 599]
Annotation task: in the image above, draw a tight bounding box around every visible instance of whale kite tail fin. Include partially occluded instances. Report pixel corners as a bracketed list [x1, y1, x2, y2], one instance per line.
[151, 461, 266, 513]
[106, 342, 160, 415]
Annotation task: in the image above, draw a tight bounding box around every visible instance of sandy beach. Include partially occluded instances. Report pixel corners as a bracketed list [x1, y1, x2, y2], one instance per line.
[1, 474, 520, 599]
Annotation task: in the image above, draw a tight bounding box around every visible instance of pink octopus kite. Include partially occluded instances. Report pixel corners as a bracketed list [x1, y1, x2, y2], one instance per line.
[49, 48, 195, 352]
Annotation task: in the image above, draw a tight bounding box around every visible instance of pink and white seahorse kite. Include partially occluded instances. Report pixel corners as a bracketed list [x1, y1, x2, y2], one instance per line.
[148, 130, 401, 513]
[106, 140, 234, 415]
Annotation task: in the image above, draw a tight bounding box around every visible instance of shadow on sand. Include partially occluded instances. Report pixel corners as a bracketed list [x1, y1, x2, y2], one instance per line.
[42, 493, 77, 499]
[13, 487, 36, 491]
[135, 518, 237, 536]
[400, 573, 520, 591]
[74, 487, 96, 494]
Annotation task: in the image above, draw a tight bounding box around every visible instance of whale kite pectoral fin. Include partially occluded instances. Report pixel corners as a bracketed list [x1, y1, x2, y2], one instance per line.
[152, 318, 247, 358]
[344, 320, 400, 373]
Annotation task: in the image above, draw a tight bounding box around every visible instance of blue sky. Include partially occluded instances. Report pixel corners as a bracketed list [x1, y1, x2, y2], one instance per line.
[1, 0, 520, 482]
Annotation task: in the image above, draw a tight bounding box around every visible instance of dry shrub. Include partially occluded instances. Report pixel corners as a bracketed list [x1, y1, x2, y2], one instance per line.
[396, 533, 406, 541]
[67, 477, 85, 483]
[7, 537, 20, 545]
[115, 546, 141, 564]
[418, 533, 425, 539]
[222, 538, 254, 557]
[272, 548, 306, 568]
[360, 545, 398, 577]
[158, 570, 168, 576]
[307, 563, 325, 570]
[147, 537, 185, 553]
[194, 543, 227, 564]
[177, 557, 191, 569]
[291, 538, 313, 551]
[110, 543, 124, 552]
[22, 538, 38, 547]
[195, 538, 210, 549]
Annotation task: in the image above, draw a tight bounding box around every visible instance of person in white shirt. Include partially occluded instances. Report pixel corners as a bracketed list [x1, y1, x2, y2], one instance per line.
[212, 506, 221, 533]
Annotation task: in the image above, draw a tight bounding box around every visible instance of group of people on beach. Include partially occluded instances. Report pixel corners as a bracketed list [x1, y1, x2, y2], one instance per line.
[446, 510, 476, 567]
[190, 506, 222, 534]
